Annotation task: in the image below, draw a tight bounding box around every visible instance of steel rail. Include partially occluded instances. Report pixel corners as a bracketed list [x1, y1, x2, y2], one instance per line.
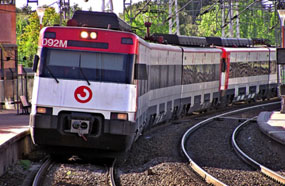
[109, 159, 117, 186]
[181, 101, 279, 186]
[32, 157, 53, 186]
[232, 117, 285, 185]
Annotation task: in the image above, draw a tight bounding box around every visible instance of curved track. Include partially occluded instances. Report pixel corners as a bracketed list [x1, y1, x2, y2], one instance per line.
[32, 157, 53, 186]
[32, 157, 117, 186]
[109, 159, 117, 186]
[181, 101, 280, 185]
[232, 117, 285, 184]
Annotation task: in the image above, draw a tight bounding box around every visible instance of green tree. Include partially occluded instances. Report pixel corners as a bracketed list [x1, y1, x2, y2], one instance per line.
[121, 1, 170, 38]
[16, 6, 32, 64]
[178, 0, 212, 36]
[196, 1, 280, 45]
[196, 4, 222, 37]
[17, 7, 60, 67]
[179, 13, 199, 36]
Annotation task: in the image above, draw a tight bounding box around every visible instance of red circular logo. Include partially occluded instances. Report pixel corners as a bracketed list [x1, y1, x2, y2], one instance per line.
[74, 86, 92, 103]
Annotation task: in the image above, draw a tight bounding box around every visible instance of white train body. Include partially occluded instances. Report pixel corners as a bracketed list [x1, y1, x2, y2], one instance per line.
[29, 11, 277, 156]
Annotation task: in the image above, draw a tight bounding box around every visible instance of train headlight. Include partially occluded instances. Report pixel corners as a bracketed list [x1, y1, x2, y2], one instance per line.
[80, 31, 88, 39]
[111, 113, 128, 120]
[90, 32, 97, 39]
[36, 107, 52, 114]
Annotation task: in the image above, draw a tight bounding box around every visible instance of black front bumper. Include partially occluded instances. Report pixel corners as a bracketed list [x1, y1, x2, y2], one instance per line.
[29, 112, 137, 152]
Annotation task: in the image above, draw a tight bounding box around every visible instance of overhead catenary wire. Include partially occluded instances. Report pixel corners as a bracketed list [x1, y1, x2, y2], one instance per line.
[162, 0, 193, 24]
[221, 0, 259, 28]
[198, 1, 219, 16]
[133, 0, 152, 19]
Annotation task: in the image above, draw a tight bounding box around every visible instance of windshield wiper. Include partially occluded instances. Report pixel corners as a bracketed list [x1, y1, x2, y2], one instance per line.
[46, 65, 59, 83]
[79, 54, 90, 86]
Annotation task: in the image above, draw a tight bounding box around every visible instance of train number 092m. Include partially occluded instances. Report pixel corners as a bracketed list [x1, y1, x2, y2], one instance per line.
[42, 39, 68, 48]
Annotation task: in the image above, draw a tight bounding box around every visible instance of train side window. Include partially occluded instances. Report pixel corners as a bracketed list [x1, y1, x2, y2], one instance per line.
[270, 60, 277, 74]
[160, 65, 167, 88]
[134, 63, 147, 80]
[166, 65, 169, 87]
[175, 65, 182, 85]
[215, 64, 220, 80]
[168, 65, 175, 86]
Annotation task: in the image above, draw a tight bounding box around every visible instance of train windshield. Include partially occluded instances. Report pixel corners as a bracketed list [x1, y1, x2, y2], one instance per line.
[40, 49, 134, 84]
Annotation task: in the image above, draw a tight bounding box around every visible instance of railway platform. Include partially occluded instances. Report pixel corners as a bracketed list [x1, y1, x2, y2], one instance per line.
[0, 109, 32, 176]
[257, 111, 285, 145]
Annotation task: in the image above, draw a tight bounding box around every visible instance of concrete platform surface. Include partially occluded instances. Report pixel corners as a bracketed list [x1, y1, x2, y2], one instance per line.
[0, 109, 32, 177]
[0, 110, 29, 146]
[257, 111, 285, 145]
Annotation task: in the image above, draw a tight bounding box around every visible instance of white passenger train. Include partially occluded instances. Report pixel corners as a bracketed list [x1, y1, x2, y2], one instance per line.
[30, 11, 277, 156]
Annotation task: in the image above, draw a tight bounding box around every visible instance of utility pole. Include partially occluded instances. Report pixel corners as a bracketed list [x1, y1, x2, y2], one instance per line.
[63, 0, 70, 20]
[169, 0, 173, 34]
[123, 0, 133, 24]
[229, 0, 233, 37]
[102, 0, 113, 12]
[59, 0, 62, 25]
[58, 0, 70, 25]
[168, 0, 179, 35]
[221, 0, 225, 37]
[175, 0, 180, 35]
[236, 0, 240, 38]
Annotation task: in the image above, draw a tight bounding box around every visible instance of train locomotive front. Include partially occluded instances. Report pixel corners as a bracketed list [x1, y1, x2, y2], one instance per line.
[29, 20, 142, 154]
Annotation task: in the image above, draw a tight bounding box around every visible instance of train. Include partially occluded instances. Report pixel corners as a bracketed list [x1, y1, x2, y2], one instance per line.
[29, 11, 277, 157]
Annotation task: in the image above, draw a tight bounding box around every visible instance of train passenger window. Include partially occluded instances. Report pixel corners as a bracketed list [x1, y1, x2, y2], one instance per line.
[253, 62, 261, 75]
[160, 65, 168, 88]
[168, 65, 175, 86]
[229, 63, 235, 78]
[260, 61, 269, 74]
[175, 65, 182, 85]
[214, 64, 219, 80]
[149, 65, 160, 90]
[270, 60, 277, 74]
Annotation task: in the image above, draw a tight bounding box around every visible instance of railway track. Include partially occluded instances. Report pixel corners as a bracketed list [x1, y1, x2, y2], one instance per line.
[32, 157, 53, 186]
[181, 101, 285, 185]
[32, 157, 117, 186]
[232, 117, 285, 184]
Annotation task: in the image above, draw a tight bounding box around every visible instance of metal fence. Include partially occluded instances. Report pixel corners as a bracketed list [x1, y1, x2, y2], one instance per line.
[0, 68, 34, 110]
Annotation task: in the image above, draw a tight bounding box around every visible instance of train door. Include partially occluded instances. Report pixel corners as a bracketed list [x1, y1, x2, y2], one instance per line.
[277, 48, 285, 112]
[219, 48, 230, 105]
[219, 49, 229, 92]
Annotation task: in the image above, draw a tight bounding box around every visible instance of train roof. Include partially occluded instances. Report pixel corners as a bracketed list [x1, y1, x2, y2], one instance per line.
[221, 47, 276, 52]
[68, 11, 132, 32]
[206, 37, 252, 47]
[152, 33, 208, 47]
[151, 34, 266, 48]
